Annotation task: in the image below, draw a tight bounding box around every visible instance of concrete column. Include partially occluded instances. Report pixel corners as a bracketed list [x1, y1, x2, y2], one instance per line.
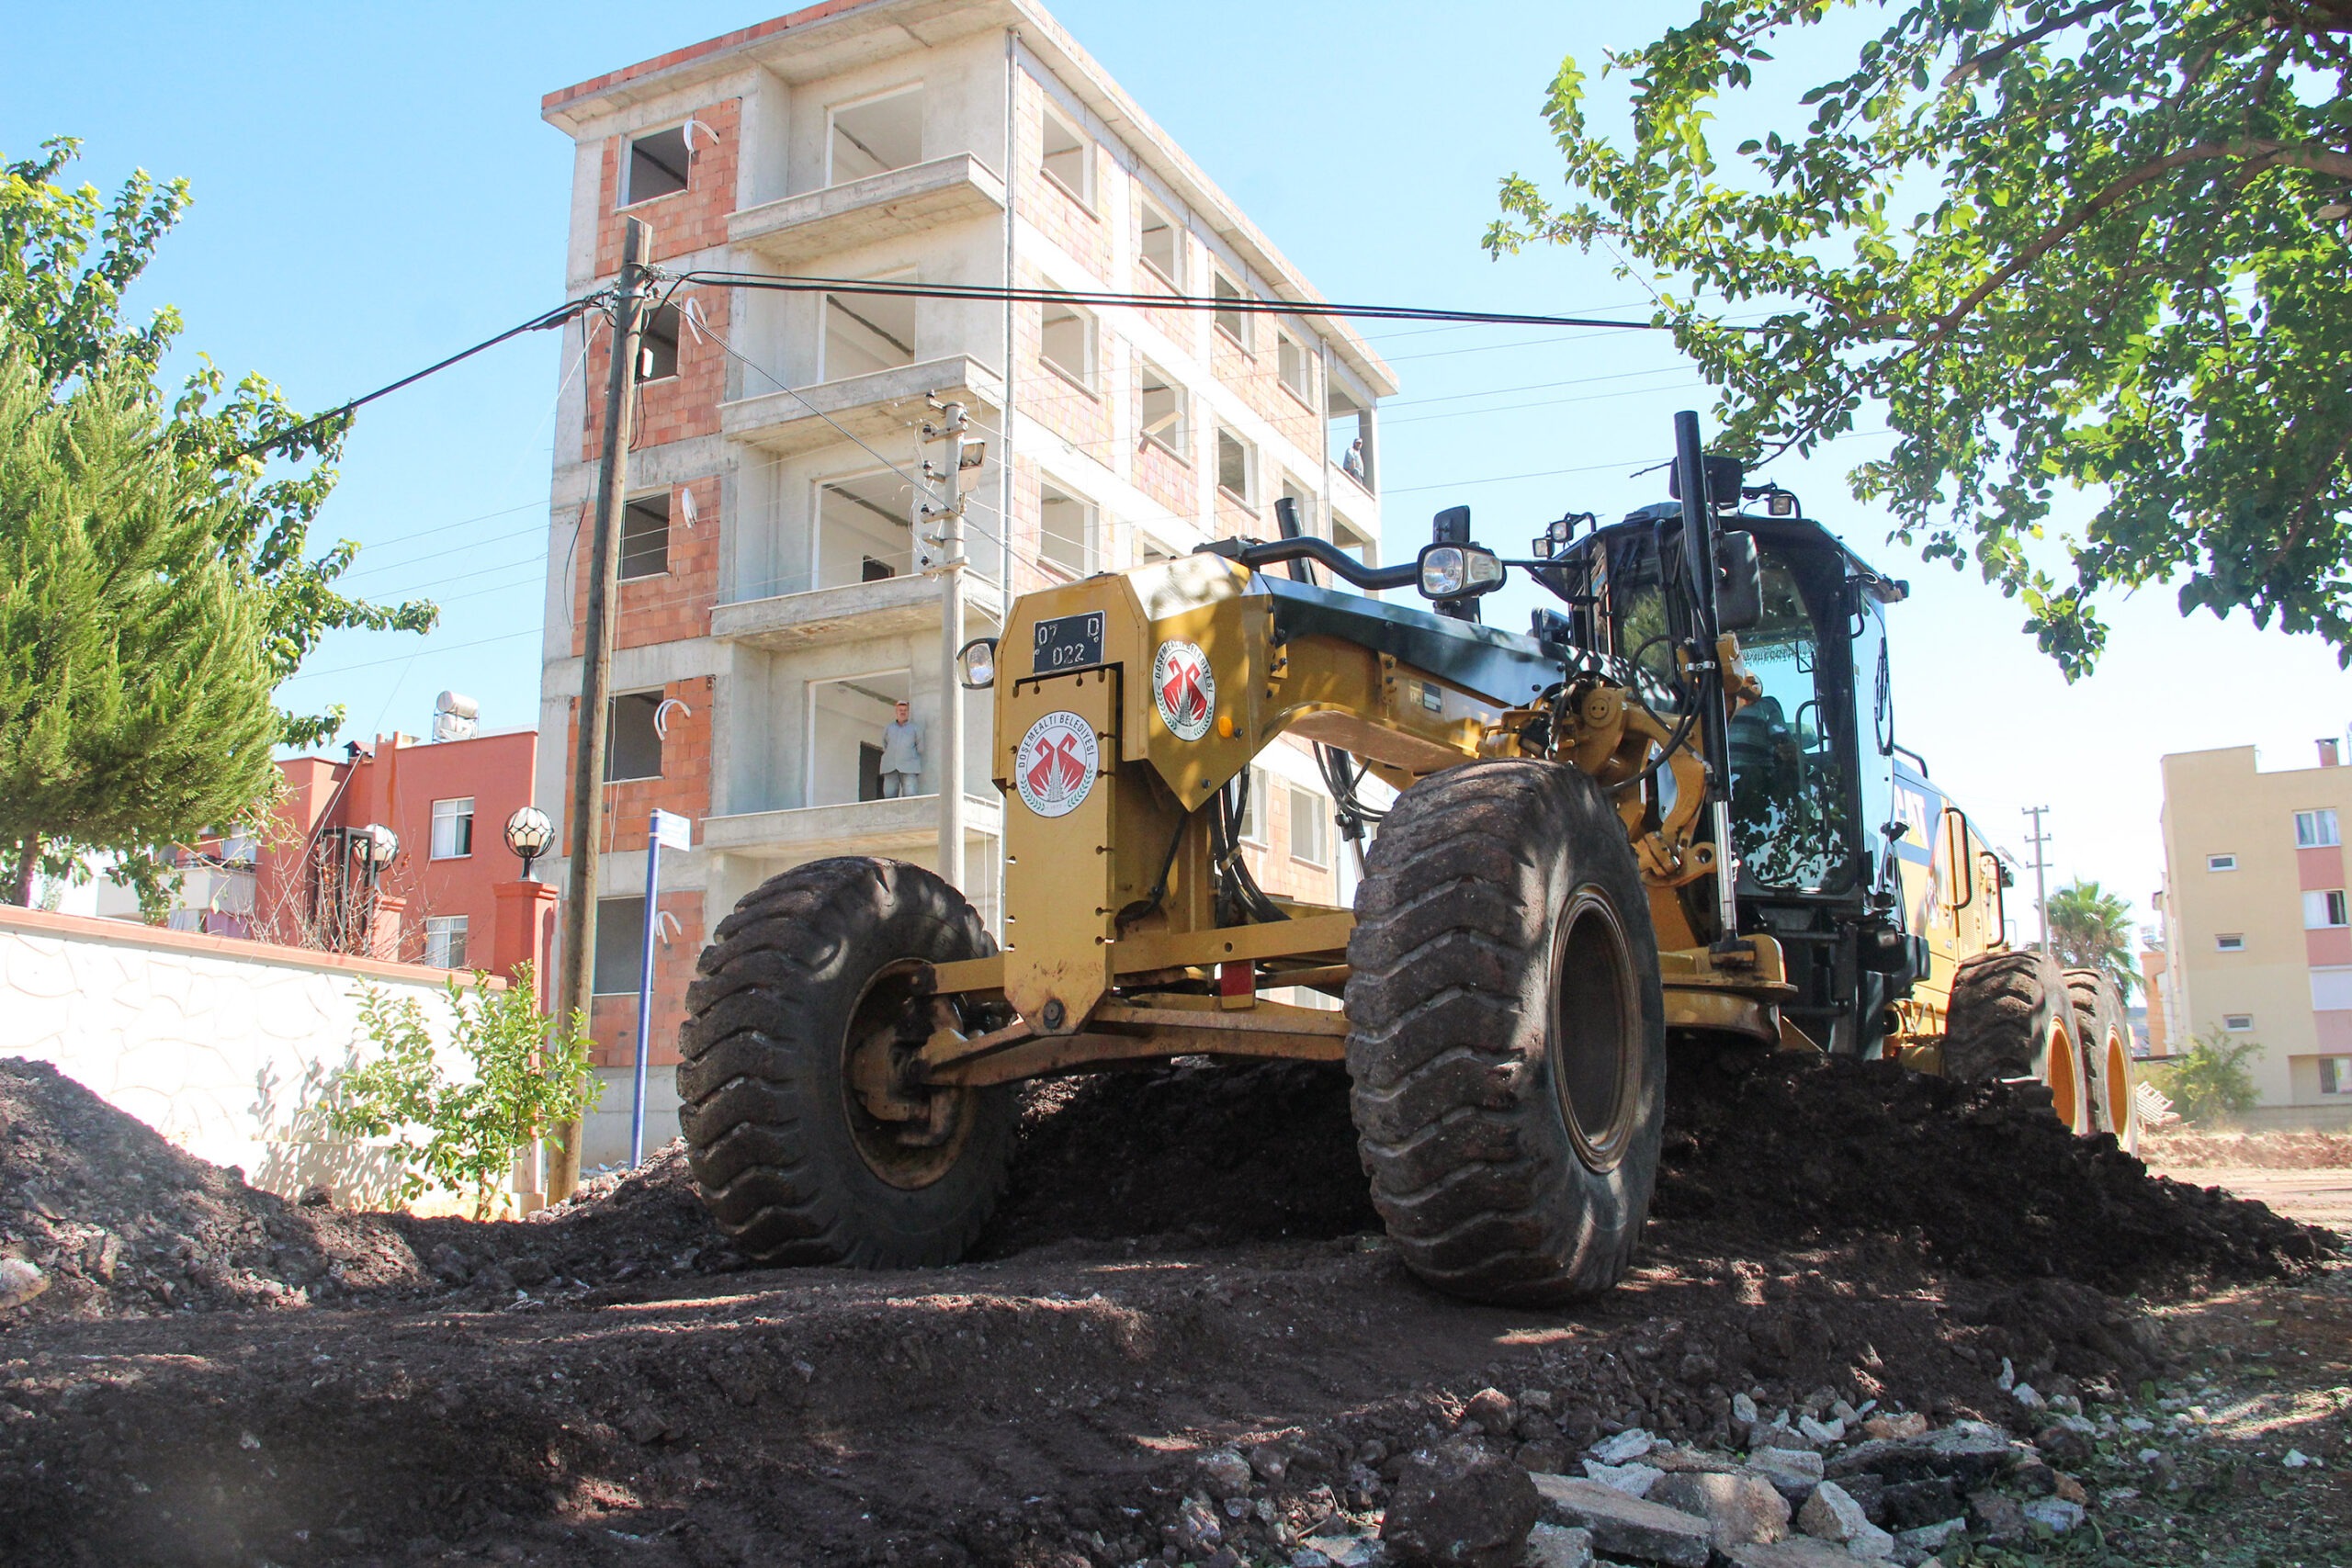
[367, 896, 407, 963]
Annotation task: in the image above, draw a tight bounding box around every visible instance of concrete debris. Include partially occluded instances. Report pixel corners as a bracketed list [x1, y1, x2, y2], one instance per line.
[1579, 1459, 1663, 1498]
[1747, 1446, 1827, 1502]
[1828, 1424, 2016, 1487]
[1719, 1540, 1878, 1568]
[1732, 1393, 1760, 1427]
[1967, 1492, 2028, 1547]
[1200, 1449, 1254, 1497]
[1996, 1358, 2016, 1391]
[1518, 1523, 1593, 1568]
[1381, 1438, 1540, 1568]
[1895, 1518, 1966, 1551]
[2282, 1449, 2320, 1469]
[2022, 1497, 2086, 1534]
[1796, 1415, 1846, 1446]
[1648, 1470, 1792, 1550]
[1588, 1428, 1657, 1465]
[1530, 1474, 1713, 1568]
[2010, 1383, 2045, 1410]
[1860, 1412, 1928, 1442]
[1796, 1481, 1894, 1559]
[0, 1257, 48, 1311]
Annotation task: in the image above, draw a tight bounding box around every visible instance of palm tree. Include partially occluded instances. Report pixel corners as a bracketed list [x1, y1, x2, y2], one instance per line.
[2046, 879, 2141, 999]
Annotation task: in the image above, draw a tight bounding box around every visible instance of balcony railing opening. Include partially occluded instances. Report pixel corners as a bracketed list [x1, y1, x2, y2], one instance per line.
[818, 470, 915, 589]
[810, 671, 916, 807]
[824, 290, 918, 379]
[829, 88, 923, 186]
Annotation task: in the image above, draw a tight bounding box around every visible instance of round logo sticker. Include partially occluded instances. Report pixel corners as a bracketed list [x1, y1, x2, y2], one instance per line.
[1013, 710, 1100, 818]
[1152, 639, 1216, 742]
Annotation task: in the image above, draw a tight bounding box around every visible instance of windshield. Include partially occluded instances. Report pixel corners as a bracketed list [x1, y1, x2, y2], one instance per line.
[1727, 542, 1858, 893]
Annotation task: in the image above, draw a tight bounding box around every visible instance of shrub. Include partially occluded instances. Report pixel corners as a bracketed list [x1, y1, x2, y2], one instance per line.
[2148, 1030, 2263, 1126]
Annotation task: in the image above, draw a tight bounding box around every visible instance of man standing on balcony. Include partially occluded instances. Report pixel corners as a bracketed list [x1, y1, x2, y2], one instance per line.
[880, 700, 924, 799]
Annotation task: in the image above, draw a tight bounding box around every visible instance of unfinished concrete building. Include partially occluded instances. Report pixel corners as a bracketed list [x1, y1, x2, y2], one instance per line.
[534, 0, 1397, 1164]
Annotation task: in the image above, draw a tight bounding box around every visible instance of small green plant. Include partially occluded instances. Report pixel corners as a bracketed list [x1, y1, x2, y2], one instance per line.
[2149, 1029, 2264, 1126]
[324, 962, 601, 1218]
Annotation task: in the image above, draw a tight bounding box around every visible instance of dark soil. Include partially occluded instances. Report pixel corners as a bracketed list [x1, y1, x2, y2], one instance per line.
[0, 1048, 2341, 1566]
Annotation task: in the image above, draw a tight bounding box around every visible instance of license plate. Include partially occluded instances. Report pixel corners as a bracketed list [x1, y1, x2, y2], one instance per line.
[1032, 611, 1105, 674]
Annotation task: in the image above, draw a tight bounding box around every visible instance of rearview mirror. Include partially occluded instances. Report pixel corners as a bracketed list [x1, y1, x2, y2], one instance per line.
[1419, 543, 1506, 601]
[1714, 531, 1762, 633]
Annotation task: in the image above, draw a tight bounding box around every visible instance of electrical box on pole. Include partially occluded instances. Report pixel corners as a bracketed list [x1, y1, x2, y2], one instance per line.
[920, 401, 977, 890]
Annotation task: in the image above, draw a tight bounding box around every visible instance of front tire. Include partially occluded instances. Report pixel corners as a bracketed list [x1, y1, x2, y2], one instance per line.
[1945, 948, 2089, 1134]
[676, 857, 1015, 1268]
[2065, 966, 2139, 1153]
[1343, 760, 1667, 1305]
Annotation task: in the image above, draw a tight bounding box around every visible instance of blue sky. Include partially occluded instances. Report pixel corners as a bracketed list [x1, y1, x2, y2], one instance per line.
[7, 0, 2348, 938]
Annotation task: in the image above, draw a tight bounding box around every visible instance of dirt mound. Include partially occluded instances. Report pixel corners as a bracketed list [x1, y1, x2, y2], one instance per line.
[1656, 1049, 2335, 1292]
[978, 1059, 1376, 1257]
[0, 1058, 431, 1321]
[2144, 1129, 2352, 1169]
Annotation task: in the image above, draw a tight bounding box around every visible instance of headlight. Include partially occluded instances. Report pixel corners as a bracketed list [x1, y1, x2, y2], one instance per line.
[956, 637, 998, 690]
[1419, 544, 1506, 600]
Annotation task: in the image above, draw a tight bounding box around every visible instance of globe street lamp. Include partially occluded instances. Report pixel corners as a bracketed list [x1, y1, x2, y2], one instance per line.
[504, 806, 554, 882]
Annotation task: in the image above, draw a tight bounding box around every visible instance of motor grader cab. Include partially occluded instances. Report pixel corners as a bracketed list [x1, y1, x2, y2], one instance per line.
[677, 412, 2135, 1303]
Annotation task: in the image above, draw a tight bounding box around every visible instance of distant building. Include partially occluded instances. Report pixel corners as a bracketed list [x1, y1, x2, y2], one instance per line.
[2154, 739, 2352, 1128]
[534, 0, 1397, 1165]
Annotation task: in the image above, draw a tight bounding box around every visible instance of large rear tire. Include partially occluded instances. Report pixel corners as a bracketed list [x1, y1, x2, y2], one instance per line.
[1945, 948, 2089, 1134]
[2065, 966, 2139, 1153]
[676, 857, 1015, 1268]
[1344, 759, 1667, 1305]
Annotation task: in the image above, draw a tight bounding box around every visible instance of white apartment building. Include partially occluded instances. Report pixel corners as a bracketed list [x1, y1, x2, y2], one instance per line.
[533, 0, 1396, 1162]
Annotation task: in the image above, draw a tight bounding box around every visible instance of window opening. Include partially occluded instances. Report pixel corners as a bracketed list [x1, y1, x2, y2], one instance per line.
[1213, 270, 1249, 348]
[1281, 478, 1317, 536]
[621, 492, 671, 581]
[2222, 1011, 2254, 1032]
[1041, 304, 1094, 389]
[1278, 332, 1311, 401]
[429, 797, 475, 860]
[1041, 107, 1091, 205]
[2216, 932, 2246, 952]
[1140, 199, 1182, 285]
[2297, 808, 2341, 848]
[1039, 481, 1094, 578]
[1329, 390, 1371, 490]
[817, 471, 911, 589]
[1238, 765, 1270, 845]
[829, 88, 923, 184]
[593, 896, 645, 993]
[2207, 852, 2237, 872]
[625, 127, 690, 205]
[1290, 785, 1329, 867]
[1139, 362, 1187, 456]
[424, 915, 469, 971]
[824, 289, 917, 378]
[639, 304, 681, 382]
[810, 671, 914, 807]
[605, 691, 664, 782]
[2306, 888, 2350, 929]
[1216, 425, 1255, 506]
[2324, 1056, 2352, 1095]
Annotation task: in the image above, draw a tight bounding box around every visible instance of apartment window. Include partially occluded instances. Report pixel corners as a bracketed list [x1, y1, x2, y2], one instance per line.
[823, 288, 917, 378]
[1041, 106, 1092, 206]
[1040, 304, 1095, 389]
[1140, 536, 1178, 566]
[1138, 362, 1188, 457]
[605, 691, 664, 782]
[1280, 478, 1316, 536]
[2216, 932, 2246, 952]
[1238, 765, 1271, 845]
[1139, 198, 1182, 286]
[1216, 425, 1256, 506]
[818, 471, 913, 588]
[593, 896, 646, 994]
[2306, 888, 2350, 929]
[1277, 332, 1311, 403]
[2297, 808, 2341, 848]
[624, 126, 691, 206]
[1038, 481, 1095, 578]
[2207, 853, 2238, 872]
[424, 915, 469, 972]
[809, 673, 912, 807]
[2222, 1012, 2255, 1032]
[1290, 785, 1329, 868]
[428, 797, 475, 860]
[2312, 967, 2352, 1010]
[1213, 269, 1250, 349]
[2323, 1056, 2352, 1095]
[620, 491, 670, 581]
[829, 87, 922, 184]
[639, 303, 681, 382]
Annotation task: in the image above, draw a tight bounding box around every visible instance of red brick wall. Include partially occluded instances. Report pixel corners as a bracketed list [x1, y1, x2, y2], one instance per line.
[1015, 269, 1112, 461]
[593, 97, 741, 277]
[582, 273, 732, 466]
[568, 476, 722, 659]
[1133, 423, 1196, 530]
[1015, 74, 1111, 281]
[561, 675, 715, 860]
[587, 890, 705, 1071]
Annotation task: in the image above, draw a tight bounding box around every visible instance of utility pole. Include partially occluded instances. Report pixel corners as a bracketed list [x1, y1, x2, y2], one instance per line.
[2020, 805, 2053, 955]
[919, 401, 972, 890]
[550, 215, 653, 1201]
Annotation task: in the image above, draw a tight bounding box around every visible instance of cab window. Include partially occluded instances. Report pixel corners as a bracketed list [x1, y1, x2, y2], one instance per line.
[1727, 545, 1857, 891]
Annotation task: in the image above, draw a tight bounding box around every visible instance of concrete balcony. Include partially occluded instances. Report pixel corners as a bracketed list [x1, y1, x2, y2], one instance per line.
[719, 355, 1005, 459]
[711, 571, 1003, 650]
[701, 793, 1004, 863]
[729, 154, 1008, 267]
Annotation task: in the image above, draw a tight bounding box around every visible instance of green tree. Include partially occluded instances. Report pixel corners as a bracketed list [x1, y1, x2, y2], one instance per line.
[1487, 2, 2352, 676]
[0, 346, 284, 903]
[2, 137, 435, 749]
[2149, 1027, 2264, 1124]
[324, 964, 602, 1219]
[2046, 877, 2142, 997]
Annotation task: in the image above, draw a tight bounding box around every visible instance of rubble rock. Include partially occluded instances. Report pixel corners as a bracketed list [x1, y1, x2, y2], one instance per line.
[1381, 1439, 1540, 1568]
[0, 1257, 48, 1311]
[1720, 1540, 1874, 1568]
[1201, 1450, 1254, 1497]
[1579, 1460, 1663, 1498]
[1860, 1413, 1928, 1442]
[1463, 1389, 1518, 1436]
[1796, 1482, 1895, 1560]
[1967, 1492, 2027, 1547]
[1518, 1524, 1592, 1568]
[1877, 1478, 1962, 1531]
[2022, 1498, 2086, 1535]
[1747, 1447, 1826, 1502]
[1896, 1518, 1966, 1552]
[1649, 1471, 1791, 1550]
[1731, 1393, 1760, 1427]
[1829, 1426, 2014, 1488]
[1589, 1429, 1656, 1465]
[1529, 1475, 1712, 1568]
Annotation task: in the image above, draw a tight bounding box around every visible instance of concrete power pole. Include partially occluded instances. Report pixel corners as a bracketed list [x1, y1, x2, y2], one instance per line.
[550, 215, 653, 1201]
[920, 401, 972, 890]
[2020, 804, 2053, 955]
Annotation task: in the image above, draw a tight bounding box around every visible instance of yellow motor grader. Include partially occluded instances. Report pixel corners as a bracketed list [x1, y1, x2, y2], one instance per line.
[677, 412, 2136, 1303]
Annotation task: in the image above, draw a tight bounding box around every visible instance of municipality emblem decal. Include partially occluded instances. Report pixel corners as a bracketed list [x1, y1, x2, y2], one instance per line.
[1014, 710, 1099, 818]
[1152, 639, 1216, 742]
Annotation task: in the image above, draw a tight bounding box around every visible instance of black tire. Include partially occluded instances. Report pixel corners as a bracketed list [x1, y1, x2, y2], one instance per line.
[675, 857, 1015, 1268]
[2065, 966, 2139, 1152]
[1945, 948, 2088, 1134]
[1343, 759, 1667, 1305]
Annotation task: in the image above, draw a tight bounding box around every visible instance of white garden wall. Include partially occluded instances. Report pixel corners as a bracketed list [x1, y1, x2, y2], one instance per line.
[0, 905, 502, 1209]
